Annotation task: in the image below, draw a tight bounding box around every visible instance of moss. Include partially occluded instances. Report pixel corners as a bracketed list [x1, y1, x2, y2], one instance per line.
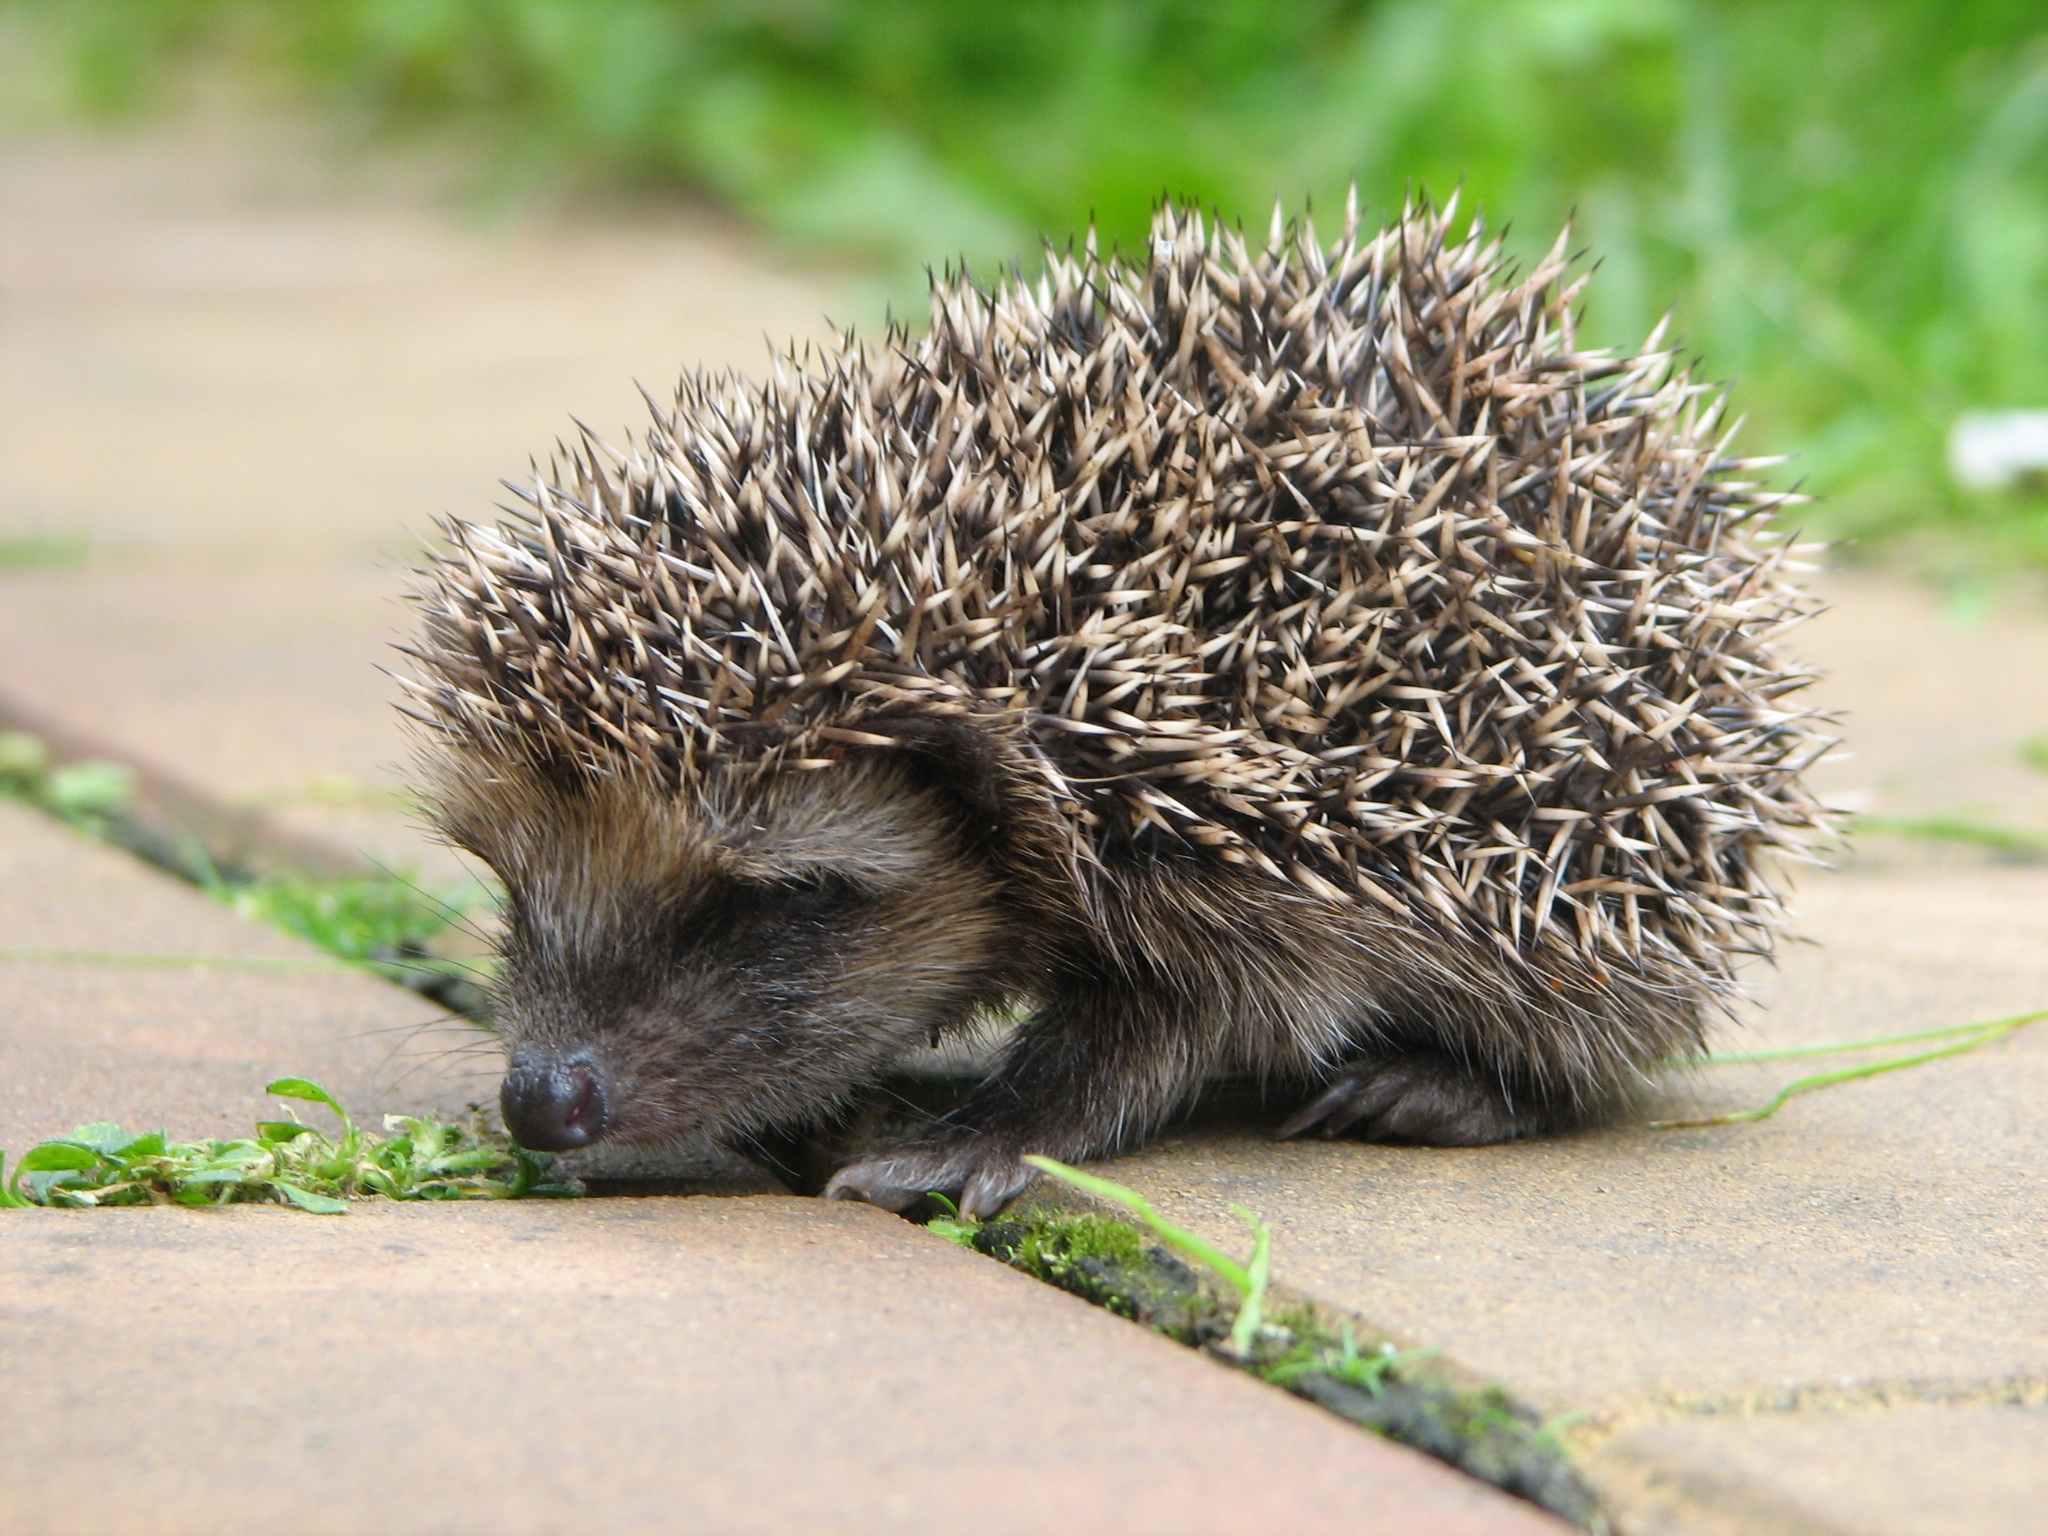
[1282, 1370, 1598, 1524]
[969, 1209, 1220, 1339]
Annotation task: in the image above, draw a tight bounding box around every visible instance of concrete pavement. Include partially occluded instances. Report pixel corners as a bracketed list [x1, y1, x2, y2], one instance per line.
[0, 1201, 1559, 1536]
[0, 778, 1558, 1536]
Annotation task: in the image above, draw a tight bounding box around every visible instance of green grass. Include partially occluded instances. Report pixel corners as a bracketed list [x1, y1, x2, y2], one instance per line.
[1656, 1008, 2048, 1128]
[10, 0, 2048, 569]
[0, 729, 134, 831]
[1850, 812, 2048, 859]
[0, 1077, 574, 1211]
[1026, 1153, 1273, 1355]
[215, 873, 495, 992]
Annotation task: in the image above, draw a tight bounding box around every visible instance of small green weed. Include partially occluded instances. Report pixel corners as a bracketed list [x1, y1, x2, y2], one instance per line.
[2020, 735, 2048, 775]
[1, 727, 493, 1007]
[0, 729, 134, 830]
[1263, 1318, 1439, 1394]
[216, 874, 494, 993]
[0, 1078, 573, 1212]
[1655, 1009, 2048, 1129]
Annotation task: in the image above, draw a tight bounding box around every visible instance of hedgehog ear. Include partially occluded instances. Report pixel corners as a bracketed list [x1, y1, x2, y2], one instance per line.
[876, 715, 1008, 842]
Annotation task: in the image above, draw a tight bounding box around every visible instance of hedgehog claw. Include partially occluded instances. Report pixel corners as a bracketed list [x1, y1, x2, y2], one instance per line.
[825, 1143, 1035, 1221]
[1279, 1052, 1531, 1146]
[1277, 1077, 1367, 1139]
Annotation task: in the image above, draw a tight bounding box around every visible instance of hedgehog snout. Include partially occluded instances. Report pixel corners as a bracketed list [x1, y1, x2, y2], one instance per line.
[501, 1048, 614, 1152]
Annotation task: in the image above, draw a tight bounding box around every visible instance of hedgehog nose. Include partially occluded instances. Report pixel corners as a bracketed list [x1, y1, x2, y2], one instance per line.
[501, 1056, 611, 1151]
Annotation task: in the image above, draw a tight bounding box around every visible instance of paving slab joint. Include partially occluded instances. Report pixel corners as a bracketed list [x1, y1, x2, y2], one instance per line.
[1575, 1370, 2048, 1443]
[1579, 1440, 1864, 1536]
[0, 689, 487, 1016]
[972, 1184, 1610, 1530]
[0, 690, 371, 882]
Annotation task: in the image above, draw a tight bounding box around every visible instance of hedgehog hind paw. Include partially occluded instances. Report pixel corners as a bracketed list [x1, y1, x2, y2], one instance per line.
[1278, 1051, 1536, 1146]
[825, 1142, 1034, 1222]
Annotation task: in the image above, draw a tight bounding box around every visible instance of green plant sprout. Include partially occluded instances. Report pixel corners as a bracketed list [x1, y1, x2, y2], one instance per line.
[0, 1079, 574, 1211]
[921, 1189, 980, 1246]
[214, 874, 495, 992]
[1024, 1153, 1271, 1355]
[1850, 813, 2048, 859]
[0, 531, 90, 571]
[1, 727, 495, 1006]
[1653, 1009, 2048, 1129]
[0, 729, 133, 828]
[1263, 1319, 1439, 1395]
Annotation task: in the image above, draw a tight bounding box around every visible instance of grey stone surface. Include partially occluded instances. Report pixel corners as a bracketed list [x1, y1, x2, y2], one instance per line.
[1797, 569, 2048, 844]
[0, 793, 1557, 1533]
[0, 797, 778, 1191]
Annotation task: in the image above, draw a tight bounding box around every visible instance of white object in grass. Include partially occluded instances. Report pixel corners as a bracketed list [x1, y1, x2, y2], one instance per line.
[1948, 410, 2048, 491]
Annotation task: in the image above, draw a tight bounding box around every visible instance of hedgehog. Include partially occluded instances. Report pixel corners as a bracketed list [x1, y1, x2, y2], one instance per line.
[404, 194, 1830, 1218]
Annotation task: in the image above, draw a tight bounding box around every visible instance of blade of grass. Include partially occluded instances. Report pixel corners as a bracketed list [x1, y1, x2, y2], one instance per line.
[1227, 1202, 1272, 1355]
[1024, 1155, 1250, 1293]
[1698, 1009, 2047, 1064]
[0, 1153, 33, 1208]
[1850, 815, 2048, 857]
[1025, 1156, 1277, 1355]
[1652, 1010, 2044, 1129]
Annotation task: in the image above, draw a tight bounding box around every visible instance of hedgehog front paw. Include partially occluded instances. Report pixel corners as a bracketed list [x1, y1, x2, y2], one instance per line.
[824, 1141, 1035, 1221]
[1277, 1050, 1535, 1146]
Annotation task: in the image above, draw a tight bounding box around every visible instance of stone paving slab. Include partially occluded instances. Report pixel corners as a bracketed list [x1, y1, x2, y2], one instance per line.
[1090, 862, 2048, 1533]
[0, 794, 777, 1192]
[0, 1199, 1563, 1536]
[1595, 1403, 2048, 1536]
[9, 119, 2048, 1534]
[0, 798, 491, 1146]
[1797, 570, 2048, 843]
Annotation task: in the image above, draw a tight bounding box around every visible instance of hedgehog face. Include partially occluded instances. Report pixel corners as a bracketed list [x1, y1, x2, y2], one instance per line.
[436, 756, 1012, 1153]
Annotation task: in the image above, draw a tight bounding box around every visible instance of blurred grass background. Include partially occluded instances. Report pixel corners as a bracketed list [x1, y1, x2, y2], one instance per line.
[6, 0, 2048, 576]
